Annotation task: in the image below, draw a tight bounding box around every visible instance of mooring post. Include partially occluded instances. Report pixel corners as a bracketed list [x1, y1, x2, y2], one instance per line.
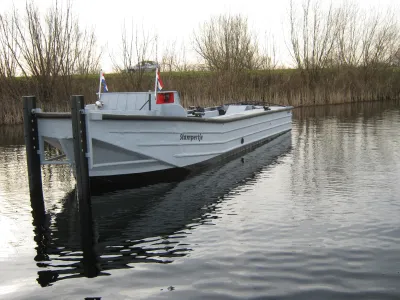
[23, 96, 45, 222]
[71, 95, 99, 277]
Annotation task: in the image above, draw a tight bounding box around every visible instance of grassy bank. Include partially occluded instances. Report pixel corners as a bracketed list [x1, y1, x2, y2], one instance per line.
[1, 68, 400, 125]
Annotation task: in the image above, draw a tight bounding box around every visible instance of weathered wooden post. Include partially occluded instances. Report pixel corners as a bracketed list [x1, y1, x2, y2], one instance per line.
[23, 96, 52, 279]
[71, 95, 99, 277]
[23, 96, 45, 222]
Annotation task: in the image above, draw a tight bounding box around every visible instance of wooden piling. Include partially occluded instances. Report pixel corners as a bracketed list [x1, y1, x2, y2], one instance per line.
[71, 95, 99, 277]
[71, 95, 91, 210]
[23, 96, 45, 221]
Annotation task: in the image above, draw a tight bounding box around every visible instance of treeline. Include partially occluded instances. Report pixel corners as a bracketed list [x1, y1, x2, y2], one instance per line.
[1, 0, 400, 125]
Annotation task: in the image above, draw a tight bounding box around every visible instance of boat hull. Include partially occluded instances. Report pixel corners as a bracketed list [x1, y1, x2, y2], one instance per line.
[89, 129, 291, 191]
[37, 108, 292, 177]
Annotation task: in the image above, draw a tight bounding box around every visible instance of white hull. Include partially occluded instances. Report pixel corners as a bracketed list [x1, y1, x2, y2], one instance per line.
[35, 91, 293, 178]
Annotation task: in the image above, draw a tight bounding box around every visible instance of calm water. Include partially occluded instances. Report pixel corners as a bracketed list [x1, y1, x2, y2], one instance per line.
[1, 101, 400, 299]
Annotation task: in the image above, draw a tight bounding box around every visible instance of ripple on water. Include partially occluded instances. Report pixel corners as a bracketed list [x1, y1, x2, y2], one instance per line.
[1, 101, 400, 299]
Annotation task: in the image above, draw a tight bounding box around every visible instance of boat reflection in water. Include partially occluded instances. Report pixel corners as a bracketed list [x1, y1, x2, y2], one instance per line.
[32, 131, 292, 287]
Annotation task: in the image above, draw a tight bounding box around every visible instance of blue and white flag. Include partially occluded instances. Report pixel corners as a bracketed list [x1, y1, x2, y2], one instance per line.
[101, 72, 109, 92]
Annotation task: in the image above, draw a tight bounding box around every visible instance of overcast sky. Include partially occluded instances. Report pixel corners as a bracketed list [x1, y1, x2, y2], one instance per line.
[1, 0, 399, 72]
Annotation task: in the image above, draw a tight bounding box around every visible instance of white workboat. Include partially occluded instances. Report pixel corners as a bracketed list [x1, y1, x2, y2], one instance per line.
[36, 90, 293, 179]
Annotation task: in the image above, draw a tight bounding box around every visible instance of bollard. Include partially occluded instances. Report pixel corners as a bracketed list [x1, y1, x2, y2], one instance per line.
[23, 96, 45, 223]
[71, 95, 99, 277]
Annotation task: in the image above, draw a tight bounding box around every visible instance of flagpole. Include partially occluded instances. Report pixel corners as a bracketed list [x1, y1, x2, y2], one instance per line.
[154, 67, 158, 106]
[98, 70, 102, 100]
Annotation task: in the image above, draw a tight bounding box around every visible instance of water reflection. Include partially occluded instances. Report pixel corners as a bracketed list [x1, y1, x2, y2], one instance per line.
[292, 101, 400, 203]
[2, 100, 399, 297]
[293, 100, 400, 121]
[31, 132, 292, 287]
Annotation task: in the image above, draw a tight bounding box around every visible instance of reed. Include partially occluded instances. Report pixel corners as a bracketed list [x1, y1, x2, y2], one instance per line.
[1, 68, 399, 125]
[0, 124, 24, 145]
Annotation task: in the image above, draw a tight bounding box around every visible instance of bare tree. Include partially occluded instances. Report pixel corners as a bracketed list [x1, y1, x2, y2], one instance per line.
[288, 0, 340, 72]
[0, 1, 100, 102]
[335, 2, 362, 66]
[0, 11, 21, 99]
[258, 32, 278, 70]
[330, 2, 399, 68]
[161, 40, 191, 72]
[193, 14, 261, 72]
[160, 41, 177, 72]
[0, 15, 18, 77]
[111, 21, 158, 90]
[365, 11, 399, 67]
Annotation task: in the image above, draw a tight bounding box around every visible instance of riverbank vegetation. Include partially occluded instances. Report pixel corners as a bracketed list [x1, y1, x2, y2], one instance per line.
[1, 0, 400, 124]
